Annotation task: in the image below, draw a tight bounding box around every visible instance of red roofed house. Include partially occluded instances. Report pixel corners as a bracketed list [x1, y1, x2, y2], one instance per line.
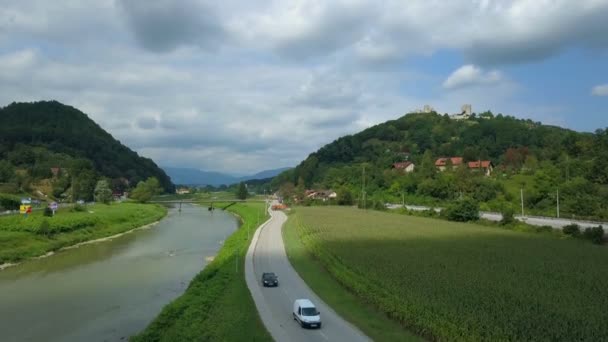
[435, 157, 463, 171]
[467, 160, 494, 176]
[392, 161, 415, 173]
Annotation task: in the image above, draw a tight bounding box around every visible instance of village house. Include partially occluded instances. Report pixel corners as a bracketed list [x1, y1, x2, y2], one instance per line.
[176, 188, 190, 195]
[467, 160, 494, 176]
[435, 157, 494, 176]
[435, 157, 463, 171]
[305, 189, 337, 202]
[392, 161, 415, 173]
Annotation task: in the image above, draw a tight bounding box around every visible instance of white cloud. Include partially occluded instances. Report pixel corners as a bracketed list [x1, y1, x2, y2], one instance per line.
[0, 1, 605, 173]
[591, 84, 608, 96]
[443, 65, 503, 89]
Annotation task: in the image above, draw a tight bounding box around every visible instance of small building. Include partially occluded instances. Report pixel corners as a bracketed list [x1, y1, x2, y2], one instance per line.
[305, 190, 337, 202]
[467, 160, 494, 176]
[435, 157, 464, 171]
[176, 188, 190, 195]
[392, 161, 415, 173]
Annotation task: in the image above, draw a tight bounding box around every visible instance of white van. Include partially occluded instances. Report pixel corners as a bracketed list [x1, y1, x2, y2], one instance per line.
[293, 299, 322, 329]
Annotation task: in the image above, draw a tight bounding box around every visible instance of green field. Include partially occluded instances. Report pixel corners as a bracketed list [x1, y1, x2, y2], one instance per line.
[131, 202, 271, 342]
[0, 203, 166, 264]
[286, 206, 608, 341]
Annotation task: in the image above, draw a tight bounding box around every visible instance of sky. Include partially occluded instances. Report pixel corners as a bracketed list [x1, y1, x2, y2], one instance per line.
[1, 0, 607, 174]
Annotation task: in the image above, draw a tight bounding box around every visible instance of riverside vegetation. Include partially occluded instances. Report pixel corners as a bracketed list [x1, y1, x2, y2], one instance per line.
[0, 202, 167, 264]
[131, 202, 271, 342]
[286, 206, 608, 341]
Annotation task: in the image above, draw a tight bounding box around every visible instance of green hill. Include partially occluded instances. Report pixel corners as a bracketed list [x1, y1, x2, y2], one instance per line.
[274, 111, 608, 219]
[0, 101, 174, 200]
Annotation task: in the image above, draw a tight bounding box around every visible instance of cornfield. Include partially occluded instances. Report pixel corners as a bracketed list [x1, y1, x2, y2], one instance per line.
[291, 206, 608, 341]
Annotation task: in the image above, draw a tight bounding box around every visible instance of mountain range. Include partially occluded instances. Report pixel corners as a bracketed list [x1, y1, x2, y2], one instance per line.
[163, 166, 291, 186]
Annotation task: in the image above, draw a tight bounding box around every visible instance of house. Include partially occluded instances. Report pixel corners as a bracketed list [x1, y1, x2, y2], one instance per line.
[392, 161, 415, 173]
[305, 190, 337, 202]
[176, 188, 190, 195]
[467, 160, 494, 176]
[435, 157, 463, 171]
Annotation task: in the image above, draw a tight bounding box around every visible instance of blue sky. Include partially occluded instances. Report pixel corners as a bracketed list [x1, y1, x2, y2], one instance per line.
[0, 0, 607, 173]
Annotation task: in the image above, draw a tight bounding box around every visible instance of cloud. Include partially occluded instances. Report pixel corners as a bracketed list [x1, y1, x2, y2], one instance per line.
[117, 0, 226, 52]
[0, 1, 604, 173]
[591, 84, 608, 96]
[443, 65, 503, 89]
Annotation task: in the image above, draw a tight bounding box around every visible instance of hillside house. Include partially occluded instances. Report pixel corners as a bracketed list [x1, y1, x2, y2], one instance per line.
[392, 161, 415, 173]
[305, 190, 337, 202]
[435, 157, 464, 171]
[467, 160, 494, 176]
[176, 188, 190, 195]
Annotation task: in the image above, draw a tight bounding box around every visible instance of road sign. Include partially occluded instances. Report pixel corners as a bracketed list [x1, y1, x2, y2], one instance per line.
[50, 202, 58, 211]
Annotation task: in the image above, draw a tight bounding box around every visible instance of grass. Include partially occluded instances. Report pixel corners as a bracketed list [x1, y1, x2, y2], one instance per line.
[130, 201, 271, 342]
[0, 203, 166, 264]
[283, 211, 422, 341]
[287, 206, 608, 341]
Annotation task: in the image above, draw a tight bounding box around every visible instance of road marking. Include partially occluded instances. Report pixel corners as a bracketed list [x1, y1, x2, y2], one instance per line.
[319, 332, 329, 340]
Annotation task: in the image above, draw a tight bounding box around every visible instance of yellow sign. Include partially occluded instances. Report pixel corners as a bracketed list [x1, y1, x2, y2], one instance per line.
[19, 205, 32, 214]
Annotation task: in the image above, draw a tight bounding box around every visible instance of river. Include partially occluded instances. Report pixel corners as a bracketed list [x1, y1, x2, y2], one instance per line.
[0, 204, 237, 342]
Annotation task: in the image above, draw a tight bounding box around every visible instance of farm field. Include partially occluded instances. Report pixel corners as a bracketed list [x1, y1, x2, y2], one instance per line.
[0, 203, 167, 264]
[287, 206, 608, 341]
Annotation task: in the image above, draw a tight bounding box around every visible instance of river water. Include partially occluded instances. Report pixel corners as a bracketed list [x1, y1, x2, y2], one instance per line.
[0, 204, 237, 342]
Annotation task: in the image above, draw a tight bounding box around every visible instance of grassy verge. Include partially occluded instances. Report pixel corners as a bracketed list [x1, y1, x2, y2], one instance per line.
[287, 206, 608, 341]
[283, 211, 421, 341]
[130, 202, 271, 342]
[0, 203, 167, 264]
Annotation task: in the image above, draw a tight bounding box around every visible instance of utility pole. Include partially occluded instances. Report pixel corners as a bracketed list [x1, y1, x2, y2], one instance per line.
[520, 188, 525, 217]
[362, 165, 366, 209]
[556, 188, 560, 218]
[402, 191, 405, 208]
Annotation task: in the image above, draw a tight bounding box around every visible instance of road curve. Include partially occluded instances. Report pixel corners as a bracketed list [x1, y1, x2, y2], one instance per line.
[245, 205, 370, 342]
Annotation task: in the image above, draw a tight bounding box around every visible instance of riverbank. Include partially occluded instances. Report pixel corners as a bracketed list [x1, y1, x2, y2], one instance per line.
[131, 202, 271, 341]
[0, 202, 167, 267]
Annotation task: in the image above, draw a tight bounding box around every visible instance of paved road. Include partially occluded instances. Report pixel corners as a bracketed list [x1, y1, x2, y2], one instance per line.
[245, 205, 370, 342]
[386, 204, 607, 230]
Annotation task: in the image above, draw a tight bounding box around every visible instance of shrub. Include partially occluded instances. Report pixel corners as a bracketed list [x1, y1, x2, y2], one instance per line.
[583, 226, 604, 244]
[443, 198, 480, 222]
[536, 225, 554, 233]
[43, 207, 53, 217]
[0, 195, 20, 210]
[38, 219, 51, 237]
[72, 204, 86, 212]
[337, 188, 354, 206]
[500, 207, 516, 225]
[373, 200, 387, 211]
[562, 224, 580, 237]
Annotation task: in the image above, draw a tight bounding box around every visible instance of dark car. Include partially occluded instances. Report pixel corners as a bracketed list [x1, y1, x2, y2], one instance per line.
[262, 272, 279, 287]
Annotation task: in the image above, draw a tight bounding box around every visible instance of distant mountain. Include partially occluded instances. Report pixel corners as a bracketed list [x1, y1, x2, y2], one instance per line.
[0, 101, 174, 194]
[163, 166, 292, 186]
[245, 167, 292, 181]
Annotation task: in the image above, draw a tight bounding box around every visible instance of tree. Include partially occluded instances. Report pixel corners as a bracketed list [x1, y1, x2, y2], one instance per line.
[130, 177, 162, 203]
[94, 179, 112, 204]
[443, 198, 480, 222]
[236, 182, 248, 200]
[337, 187, 354, 205]
[0, 160, 14, 182]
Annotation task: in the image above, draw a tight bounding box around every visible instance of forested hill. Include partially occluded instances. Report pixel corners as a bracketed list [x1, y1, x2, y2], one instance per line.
[273, 111, 608, 219]
[0, 101, 174, 194]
